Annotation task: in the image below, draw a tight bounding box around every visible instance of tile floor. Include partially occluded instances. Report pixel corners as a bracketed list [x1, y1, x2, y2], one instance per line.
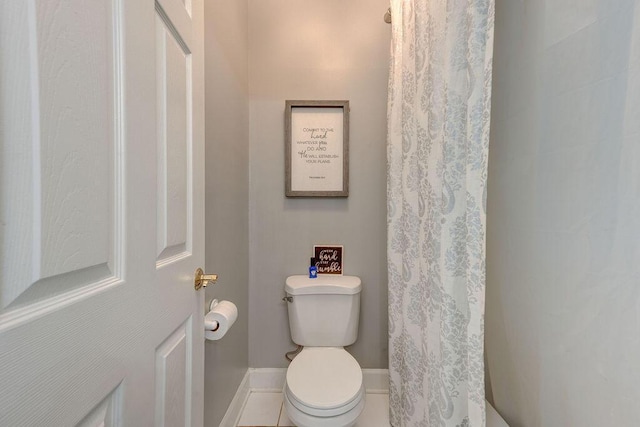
[237, 391, 390, 427]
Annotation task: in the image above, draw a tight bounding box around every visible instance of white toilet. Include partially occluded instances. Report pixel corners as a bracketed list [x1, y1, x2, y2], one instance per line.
[283, 275, 365, 427]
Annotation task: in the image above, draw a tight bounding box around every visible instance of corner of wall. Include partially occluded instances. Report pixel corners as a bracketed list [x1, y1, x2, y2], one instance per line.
[203, 0, 250, 425]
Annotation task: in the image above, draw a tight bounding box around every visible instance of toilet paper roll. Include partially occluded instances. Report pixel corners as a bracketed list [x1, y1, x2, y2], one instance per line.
[204, 300, 238, 341]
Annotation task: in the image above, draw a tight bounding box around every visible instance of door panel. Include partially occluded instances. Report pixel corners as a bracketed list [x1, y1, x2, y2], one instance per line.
[0, 0, 204, 424]
[155, 318, 193, 427]
[1, 0, 122, 314]
[156, 12, 191, 263]
[36, 0, 115, 281]
[152, 0, 204, 422]
[77, 385, 123, 427]
[156, 0, 193, 47]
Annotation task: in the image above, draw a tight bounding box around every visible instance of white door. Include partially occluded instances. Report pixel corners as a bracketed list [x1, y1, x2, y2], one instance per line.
[0, 0, 205, 425]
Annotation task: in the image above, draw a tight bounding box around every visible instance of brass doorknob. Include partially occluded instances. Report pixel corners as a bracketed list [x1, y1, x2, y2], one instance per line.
[194, 268, 218, 290]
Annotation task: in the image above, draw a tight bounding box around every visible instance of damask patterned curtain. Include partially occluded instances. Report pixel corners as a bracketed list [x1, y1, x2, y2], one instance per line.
[386, 0, 495, 425]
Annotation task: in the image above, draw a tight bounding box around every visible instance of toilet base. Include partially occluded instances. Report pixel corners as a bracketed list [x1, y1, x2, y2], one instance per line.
[283, 388, 365, 427]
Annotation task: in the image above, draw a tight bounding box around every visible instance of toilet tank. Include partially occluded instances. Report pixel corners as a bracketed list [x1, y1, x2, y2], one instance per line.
[285, 275, 361, 347]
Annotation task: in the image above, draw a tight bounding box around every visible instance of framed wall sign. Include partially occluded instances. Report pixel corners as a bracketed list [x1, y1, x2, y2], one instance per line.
[313, 245, 344, 275]
[285, 100, 349, 197]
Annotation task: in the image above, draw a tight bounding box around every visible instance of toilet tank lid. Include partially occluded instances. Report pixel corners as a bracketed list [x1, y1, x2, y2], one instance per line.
[285, 275, 362, 295]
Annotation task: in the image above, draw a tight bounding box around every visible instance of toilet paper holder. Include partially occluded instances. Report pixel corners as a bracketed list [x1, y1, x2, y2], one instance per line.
[205, 299, 238, 340]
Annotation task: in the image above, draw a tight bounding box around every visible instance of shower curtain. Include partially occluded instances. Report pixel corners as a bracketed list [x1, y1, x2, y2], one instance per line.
[386, 0, 494, 426]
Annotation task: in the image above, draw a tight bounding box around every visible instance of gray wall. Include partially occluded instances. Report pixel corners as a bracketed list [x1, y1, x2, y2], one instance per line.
[203, 1, 249, 426]
[486, 0, 640, 425]
[247, 0, 391, 369]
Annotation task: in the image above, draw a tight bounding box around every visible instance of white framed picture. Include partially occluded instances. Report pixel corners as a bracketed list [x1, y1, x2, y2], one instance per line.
[285, 100, 349, 197]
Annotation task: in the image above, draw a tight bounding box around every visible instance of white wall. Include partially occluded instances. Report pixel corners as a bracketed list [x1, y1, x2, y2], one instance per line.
[203, 1, 249, 426]
[486, 0, 640, 425]
[247, 0, 391, 368]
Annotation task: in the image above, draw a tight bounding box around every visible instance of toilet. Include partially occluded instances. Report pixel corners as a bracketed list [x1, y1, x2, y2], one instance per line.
[283, 275, 365, 427]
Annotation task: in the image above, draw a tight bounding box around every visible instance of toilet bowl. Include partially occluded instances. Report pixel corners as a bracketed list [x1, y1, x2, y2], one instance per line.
[283, 347, 365, 427]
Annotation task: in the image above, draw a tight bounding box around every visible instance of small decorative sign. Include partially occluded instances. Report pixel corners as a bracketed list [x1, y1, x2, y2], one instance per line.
[313, 245, 344, 275]
[285, 100, 349, 197]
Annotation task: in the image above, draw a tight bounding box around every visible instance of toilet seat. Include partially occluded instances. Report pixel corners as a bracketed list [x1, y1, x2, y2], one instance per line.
[285, 382, 365, 417]
[285, 347, 364, 418]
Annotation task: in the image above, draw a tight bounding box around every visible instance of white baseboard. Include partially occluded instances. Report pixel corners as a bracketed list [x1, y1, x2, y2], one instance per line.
[361, 368, 390, 393]
[218, 368, 389, 426]
[248, 367, 286, 391]
[219, 368, 509, 427]
[218, 370, 250, 427]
